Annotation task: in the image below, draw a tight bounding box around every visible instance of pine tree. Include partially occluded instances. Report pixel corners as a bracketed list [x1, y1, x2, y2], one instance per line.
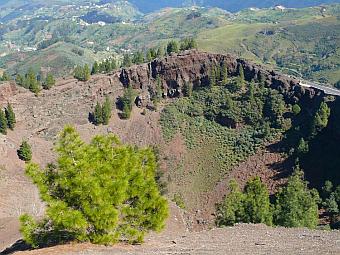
[43, 73, 55, 90]
[243, 177, 273, 226]
[120, 86, 135, 119]
[110, 58, 117, 70]
[310, 101, 331, 137]
[274, 168, 319, 229]
[18, 140, 32, 162]
[237, 64, 245, 90]
[156, 47, 165, 58]
[92, 61, 100, 75]
[102, 97, 112, 125]
[93, 102, 103, 125]
[2, 72, 10, 81]
[5, 103, 15, 130]
[209, 68, 216, 87]
[74, 65, 84, 81]
[16, 74, 24, 86]
[239, 64, 245, 79]
[166, 40, 179, 55]
[216, 180, 245, 226]
[104, 59, 112, 72]
[146, 50, 153, 62]
[221, 62, 228, 85]
[83, 64, 91, 81]
[29, 80, 41, 95]
[247, 81, 255, 101]
[122, 54, 132, 68]
[0, 109, 7, 135]
[133, 51, 144, 64]
[20, 126, 168, 247]
[26, 69, 37, 90]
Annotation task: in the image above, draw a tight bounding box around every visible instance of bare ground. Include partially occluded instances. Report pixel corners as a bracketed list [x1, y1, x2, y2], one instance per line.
[9, 225, 340, 255]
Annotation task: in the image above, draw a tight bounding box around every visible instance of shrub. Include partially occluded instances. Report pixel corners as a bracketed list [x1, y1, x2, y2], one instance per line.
[18, 141, 32, 162]
[292, 104, 301, 115]
[172, 194, 185, 209]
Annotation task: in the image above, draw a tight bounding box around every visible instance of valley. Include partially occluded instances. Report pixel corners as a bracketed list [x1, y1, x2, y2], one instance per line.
[0, 2, 339, 85]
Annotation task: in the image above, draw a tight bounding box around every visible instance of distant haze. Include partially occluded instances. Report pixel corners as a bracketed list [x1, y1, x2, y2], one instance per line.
[1, 0, 340, 12]
[129, 0, 340, 12]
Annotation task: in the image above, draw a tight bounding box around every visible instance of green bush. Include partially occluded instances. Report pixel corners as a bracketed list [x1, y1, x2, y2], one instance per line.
[20, 126, 168, 248]
[17, 141, 32, 162]
[217, 177, 272, 226]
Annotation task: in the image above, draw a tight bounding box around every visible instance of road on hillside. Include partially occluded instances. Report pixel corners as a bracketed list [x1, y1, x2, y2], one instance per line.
[287, 75, 340, 97]
[299, 81, 340, 96]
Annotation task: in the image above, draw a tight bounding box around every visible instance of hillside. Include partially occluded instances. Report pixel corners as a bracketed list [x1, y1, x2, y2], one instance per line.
[0, 50, 340, 253]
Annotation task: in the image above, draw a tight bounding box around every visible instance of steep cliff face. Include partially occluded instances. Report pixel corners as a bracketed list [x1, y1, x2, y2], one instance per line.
[119, 50, 325, 107]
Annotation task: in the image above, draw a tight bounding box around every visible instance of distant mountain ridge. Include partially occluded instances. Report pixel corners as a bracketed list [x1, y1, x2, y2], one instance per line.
[1, 0, 340, 12]
[129, 0, 340, 12]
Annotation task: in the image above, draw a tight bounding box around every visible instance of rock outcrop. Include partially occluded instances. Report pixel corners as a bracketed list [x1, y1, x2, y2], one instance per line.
[118, 50, 325, 107]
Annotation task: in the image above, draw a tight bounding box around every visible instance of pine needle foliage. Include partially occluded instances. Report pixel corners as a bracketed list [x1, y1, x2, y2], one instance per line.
[19, 126, 168, 248]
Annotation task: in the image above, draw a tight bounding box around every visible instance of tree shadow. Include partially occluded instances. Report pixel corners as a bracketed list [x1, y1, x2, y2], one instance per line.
[1, 240, 31, 255]
[266, 142, 294, 182]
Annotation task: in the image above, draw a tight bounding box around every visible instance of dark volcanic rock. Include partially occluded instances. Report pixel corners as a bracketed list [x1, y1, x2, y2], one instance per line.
[117, 50, 325, 107]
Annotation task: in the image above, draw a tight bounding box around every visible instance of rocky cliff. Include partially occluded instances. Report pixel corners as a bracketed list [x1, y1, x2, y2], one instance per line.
[118, 50, 325, 107]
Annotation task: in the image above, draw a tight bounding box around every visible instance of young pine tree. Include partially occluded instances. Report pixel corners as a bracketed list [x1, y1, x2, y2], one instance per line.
[216, 180, 245, 226]
[122, 54, 132, 68]
[74, 65, 84, 81]
[133, 51, 145, 64]
[5, 103, 16, 130]
[93, 102, 103, 126]
[0, 109, 7, 135]
[29, 80, 41, 95]
[310, 101, 331, 137]
[166, 40, 179, 55]
[102, 97, 112, 125]
[2, 72, 10, 81]
[243, 177, 273, 226]
[274, 168, 320, 229]
[18, 140, 32, 162]
[43, 73, 55, 90]
[209, 68, 217, 87]
[16, 74, 24, 86]
[221, 62, 228, 85]
[91, 61, 100, 75]
[20, 127, 168, 247]
[156, 47, 165, 58]
[83, 64, 91, 82]
[120, 86, 135, 119]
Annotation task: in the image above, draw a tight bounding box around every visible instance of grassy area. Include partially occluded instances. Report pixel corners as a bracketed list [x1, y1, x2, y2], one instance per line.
[197, 7, 340, 85]
[0, 4, 339, 83]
